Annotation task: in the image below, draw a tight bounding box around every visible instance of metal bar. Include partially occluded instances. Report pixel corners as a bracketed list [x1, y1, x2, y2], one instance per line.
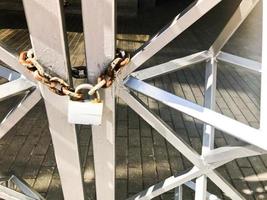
[22, 1, 85, 200]
[174, 186, 183, 200]
[81, 0, 116, 199]
[0, 65, 20, 81]
[173, 54, 210, 200]
[203, 145, 266, 164]
[124, 77, 266, 150]
[127, 159, 232, 200]
[195, 58, 217, 200]
[0, 185, 36, 200]
[127, 167, 203, 200]
[0, 78, 35, 102]
[10, 175, 45, 200]
[0, 43, 35, 82]
[207, 171, 245, 200]
[119, 0, 221, 79]
[132, 51, 210, 80]
[117, 87, 245, 200]
[117, 87, 204, 167]
[195, 176, 207, 200]
[185, 181, 221, 200]
[209, 0, 260, 56]
[0, 89, 41, 139]
[260, 0, 267, 131]
[217, 51, 262, 73]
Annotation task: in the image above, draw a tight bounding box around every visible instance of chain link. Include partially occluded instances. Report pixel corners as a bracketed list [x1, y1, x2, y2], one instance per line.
[19, 49, 130, 101]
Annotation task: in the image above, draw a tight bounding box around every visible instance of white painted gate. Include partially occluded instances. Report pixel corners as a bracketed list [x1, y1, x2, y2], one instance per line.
[0, 0, 266, 200]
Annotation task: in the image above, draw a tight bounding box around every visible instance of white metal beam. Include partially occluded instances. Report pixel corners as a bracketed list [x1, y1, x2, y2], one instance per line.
[0, 65, 20, 81]
[81, 0, 116, 199]
[203, 145, 267, 164]
[22, 1, 85, 200]
[0, 89, 41, 140]
[209, 0, 260, 56]
[217, 51, 262, 73]
[0, 185, 36, 200]
[174, 186, 183, 200]
[117, 86, 204, 167]
[207, 171, 245, 200]
[119, 0, 222, 79]
[195, 58, 217, 200]
[0, 78, 35, 102]
[124, 77, 266, 150]
[10, 175, 45, 200]
[132, 51, 210, 80]
[127, 167, 203, 200]
[185, 181, 221, 200]
[117, 87, 245, 200]
[0, 44, 35, 82]
[195, 1, 260, 198]
[126, 159, 236, 200]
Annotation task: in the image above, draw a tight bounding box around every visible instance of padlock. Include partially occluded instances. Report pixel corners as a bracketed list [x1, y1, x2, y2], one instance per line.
[68, 84, 103, 125]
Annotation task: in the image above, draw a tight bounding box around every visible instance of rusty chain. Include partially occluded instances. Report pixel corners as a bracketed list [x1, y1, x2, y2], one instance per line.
[19, 49, 130, 101]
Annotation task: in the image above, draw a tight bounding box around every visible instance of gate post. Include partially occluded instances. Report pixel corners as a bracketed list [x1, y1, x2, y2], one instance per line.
[22, 1, 85, 199]
[81, 0, 116, 199]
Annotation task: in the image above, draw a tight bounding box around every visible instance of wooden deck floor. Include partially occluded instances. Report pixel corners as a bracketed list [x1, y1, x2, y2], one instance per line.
[0, 0, 265, 199]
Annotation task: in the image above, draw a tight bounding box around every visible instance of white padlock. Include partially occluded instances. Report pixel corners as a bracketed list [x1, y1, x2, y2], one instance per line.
[68, 84, 103, 125]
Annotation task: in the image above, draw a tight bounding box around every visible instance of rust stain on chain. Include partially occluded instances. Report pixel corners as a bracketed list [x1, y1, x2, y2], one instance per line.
[19, 49, 130, 100]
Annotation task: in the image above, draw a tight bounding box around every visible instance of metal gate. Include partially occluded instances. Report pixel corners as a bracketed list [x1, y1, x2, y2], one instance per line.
[0, 0, 266, 199]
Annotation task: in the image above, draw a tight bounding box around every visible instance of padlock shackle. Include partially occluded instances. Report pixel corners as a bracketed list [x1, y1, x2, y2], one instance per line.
[75, 83, 101, 102]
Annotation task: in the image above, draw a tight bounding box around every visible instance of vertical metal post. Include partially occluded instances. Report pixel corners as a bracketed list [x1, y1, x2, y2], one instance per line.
[174, 186, 183, 200]
[260, 0, 267, 132]
[22, 1, 85, 200]
[195, 58, 217, 200]
[81, 0, 116, 199]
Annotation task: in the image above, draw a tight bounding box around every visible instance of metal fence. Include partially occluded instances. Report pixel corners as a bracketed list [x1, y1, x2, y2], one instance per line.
[0, 0, 265, 200]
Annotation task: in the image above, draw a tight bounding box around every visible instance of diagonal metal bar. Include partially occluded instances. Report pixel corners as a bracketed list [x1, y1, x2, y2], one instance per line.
[117, 87, 245, 200]
[209, 0, 260, 56]
[127, 167, 203, 200]
[0, 43, 35, 82]
[0, 65, 20, 81]
[203, 145, 267, 164]
[22, 1, 85, 199]
[0, 185, 36, 200]
[0, 78, 35, 102]
[119, 0, 222, 79]
[217, 51, 262, 73]
[124, 76, 266, 150]
[132, 51, 210, 80]
[185, 181, 221, 200]
[207, 171, 245, 200]
[126, 159, 236, 200]
[176, 181, 222, 200]
[10, 175, 45, 200]
[0, 89, 41, 140]
[117, 86, 204, 167]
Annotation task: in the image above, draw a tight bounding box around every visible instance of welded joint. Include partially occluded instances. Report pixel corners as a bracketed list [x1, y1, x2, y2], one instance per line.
[206, 50, 218, 64]
[127, 158, 239, 200]
[115, 75, 131, 97]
